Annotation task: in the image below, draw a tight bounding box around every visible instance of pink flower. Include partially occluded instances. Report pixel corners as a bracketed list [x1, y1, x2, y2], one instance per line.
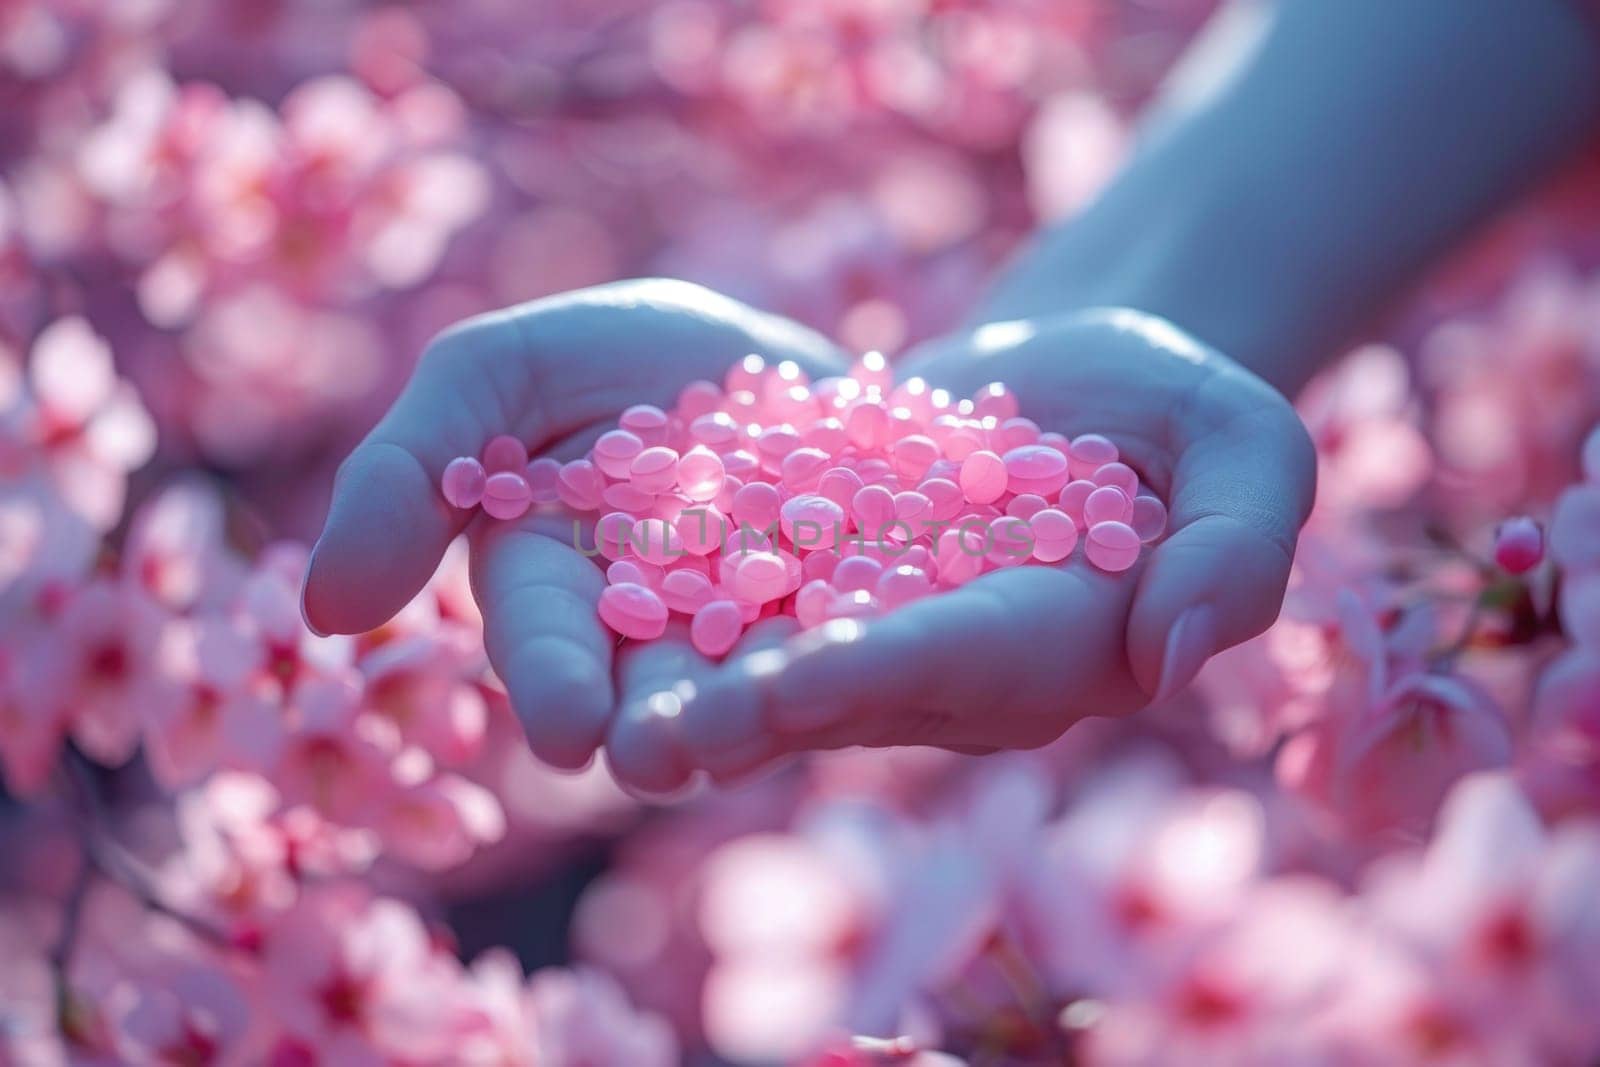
[1356, 773, 1600, 1061]
[122, 482, 246, 613]
[525, 965, 678, 1067]
[259, 887, 471, 1062]
[116, 963, 249, 1067]
[1024, 760, 1267, 1000]
[1277, 594, 1513, 841]
[370, 771, 505, 871]
[141, 617, 280, 789]
[22, 577, 178, 768]
[1297, 344, 1432, 514]
[271, 674, 396, 826]
[358, 634, 487, 768]
[8, 317, 156, 530]
[1077, 882, 1353, 1067]
[1279, 668, 1513, 843]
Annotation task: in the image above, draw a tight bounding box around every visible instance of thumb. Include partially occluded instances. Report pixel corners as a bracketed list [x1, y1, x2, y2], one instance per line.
[1126, 383, 1316, 703]
[303, 311, 527, 635]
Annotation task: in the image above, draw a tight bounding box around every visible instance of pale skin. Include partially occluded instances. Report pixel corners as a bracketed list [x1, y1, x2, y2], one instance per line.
[303, 0, 1600, 791]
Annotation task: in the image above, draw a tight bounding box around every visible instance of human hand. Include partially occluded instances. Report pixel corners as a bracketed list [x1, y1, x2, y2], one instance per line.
[301, 279, 847, 772]
[664, 309, 1316, 784]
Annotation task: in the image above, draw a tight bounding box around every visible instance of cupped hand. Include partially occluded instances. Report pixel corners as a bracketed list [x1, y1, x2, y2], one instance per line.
[301, 279, 847, 773]
[667, 309, 1316, 784]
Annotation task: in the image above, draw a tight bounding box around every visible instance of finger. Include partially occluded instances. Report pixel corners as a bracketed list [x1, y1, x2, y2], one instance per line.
[735, 564, 1142, 755]
[1126, 369, 1317, 704]
[304, 308, 536, 636]
[677, 617, 801, 782]
[604, 622, 712, 797]
[305, 279, 849, 636]
[471, 514, 615, 771]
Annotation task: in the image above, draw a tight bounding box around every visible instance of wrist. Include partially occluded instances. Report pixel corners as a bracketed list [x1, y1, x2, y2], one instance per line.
[972, 158, 1333, 398]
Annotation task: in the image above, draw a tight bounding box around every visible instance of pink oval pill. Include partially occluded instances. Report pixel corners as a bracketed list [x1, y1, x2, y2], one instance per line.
[690, 412, 740, 450]
[676, 504, 727, 556]
[1093, 461, 1139, 497]
[972, 382, 1020, 421]
[593, 429, 644, 478]
[890, 376, 935, 422]
[890, 435, 940, 482]
[676, 379, 723, 420]
[827, 589, 881, 620]
[853, 458, 895, 485]
[714, 474, 743, 514]
[801, 417, 847, 454]
[442, 456, 487, 509]
[660, 569, 715, 614]
[607, 560, 649, 587]
[598, 583, 668, 640]
[987, 515, 1033, 567]
[1085, 521, 1141, 573]
[919, 477, 964, 521]
[876, 565, 932, 609]
[482, 435, 528, 474]
[941, 423, 985, 462]
[1028, 508, 1079, 563]
[996, 416, 1041, 451]
[851, 484, 897, 543]
[934, 527, 985, 587]
[817, 466, 865, 511]
[780, 494, 845, 551]
[1004, 444, 1069, 483]
[833, 555, 884, 593]
[960, 450, 1008, 505]
[781, 447, 831, 491]
[619, 404, 669, 446]
[1036, 432, 1069, 456]
[850, 350, 893, 391]
[482, 472, 532, 520]
[801, 548, 841, 584]
[732, 481, 782, 533]
[684, 601, 739, 659]
[755, 425, 800, 472]
[893, 490, 933, 530]
[556, 460, 604, 511]
[721, 523, 773, 562]
[721, 450, 761, 483]
[733, 552, 789, 604]
[1057, 480, 1096, 527]
[1084, 485, 1131, 526]
[631, 517, 684, 566]
[676, 446, 725, 503]
[596, 512, 636, 561]
[1131, 496, 1168, 542]
[602, 482, 656, 513]
[629, 446, 680, 494]
[845, 401, 890, 449]
[795, 580, 833, 629]
[1070, 433, 1119, 478]
[725, 354, 766, 393]
[525, 457, 561, 503]
[1006, 493, 1048, 521]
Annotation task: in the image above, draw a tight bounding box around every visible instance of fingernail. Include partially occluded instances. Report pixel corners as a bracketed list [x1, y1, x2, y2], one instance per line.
[299, 543, 330, 638]
[1154, 604, 1215, 703]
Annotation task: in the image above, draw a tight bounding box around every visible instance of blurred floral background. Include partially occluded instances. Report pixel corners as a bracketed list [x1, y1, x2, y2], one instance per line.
[4, 0, 1600, 1064]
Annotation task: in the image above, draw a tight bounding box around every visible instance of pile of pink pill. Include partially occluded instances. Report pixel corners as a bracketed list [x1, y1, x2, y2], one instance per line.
[439, 353, 1167, 657]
